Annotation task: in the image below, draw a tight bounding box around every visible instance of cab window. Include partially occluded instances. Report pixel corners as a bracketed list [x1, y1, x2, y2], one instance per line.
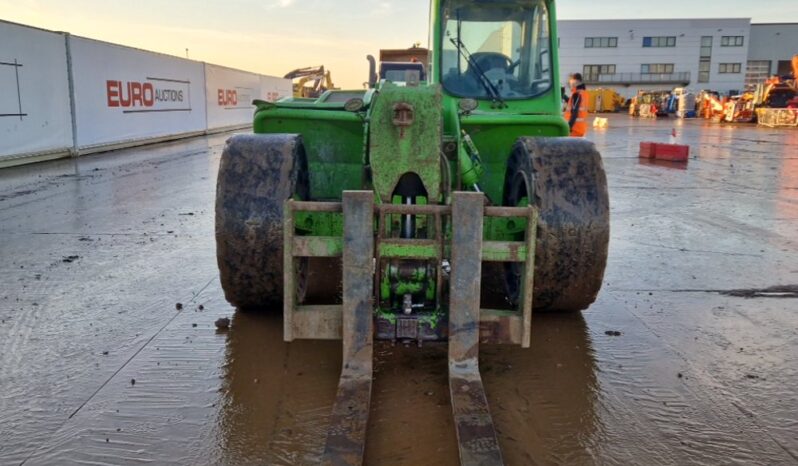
[441, 0, 552, 100]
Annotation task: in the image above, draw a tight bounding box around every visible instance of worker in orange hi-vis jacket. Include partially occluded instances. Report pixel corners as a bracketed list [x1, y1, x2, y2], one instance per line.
[564, 73, 589, 137]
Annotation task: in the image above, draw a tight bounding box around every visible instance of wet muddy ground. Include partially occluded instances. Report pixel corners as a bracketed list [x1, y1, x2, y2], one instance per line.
[1, 115, 797, 465]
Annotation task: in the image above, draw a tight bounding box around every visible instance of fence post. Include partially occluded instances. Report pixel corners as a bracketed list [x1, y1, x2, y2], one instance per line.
[63, 33, 79, 158]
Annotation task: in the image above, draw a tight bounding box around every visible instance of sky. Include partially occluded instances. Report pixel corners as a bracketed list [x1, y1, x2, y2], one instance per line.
[2, 0, 797, 88]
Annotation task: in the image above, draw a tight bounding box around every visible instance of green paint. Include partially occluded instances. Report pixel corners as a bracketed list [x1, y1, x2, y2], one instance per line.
[482, 242, 528, 262]
[485, 198, 529, 241]
[380, 272, 391, 302]
[375, 308, 399, 325]
[394, 281, 425, 295]
[380, 263, 433, 300]
[426, 278, 436, 301]
[254, 106, 365, 200]
[258, 0, 560, 325]
[432, 0, 568, 202]
[459, 118, 567, 202]
[379, 243, 439, 259]
[295, 212, 343, 236]
[458, 130, 483, 188]
[367, 82, 442, 203]
[300, 236, 343, 257]
[376, 308, 444, 330]
[417, 308, 445, 330]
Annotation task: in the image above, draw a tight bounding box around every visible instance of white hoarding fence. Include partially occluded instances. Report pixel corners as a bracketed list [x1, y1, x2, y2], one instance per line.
[69, 36, 207, 152]
[205, 64, 292, 131]
[0, 21, 73, 164]
[204, 64, 261, 131]
[1, 20, 294, 166]
[260, 75, 293, 103]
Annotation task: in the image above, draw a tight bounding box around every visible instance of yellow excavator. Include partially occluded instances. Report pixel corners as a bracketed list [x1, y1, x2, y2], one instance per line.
[283, 65, 336, 98]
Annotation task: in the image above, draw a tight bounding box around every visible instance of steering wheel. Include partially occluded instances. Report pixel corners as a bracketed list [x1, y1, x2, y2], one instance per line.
[469, 52, 513, 75]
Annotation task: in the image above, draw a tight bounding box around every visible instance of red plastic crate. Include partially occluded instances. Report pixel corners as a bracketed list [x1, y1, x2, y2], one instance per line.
[639, 142, 655, 158]
[654, 143, 689, 162]
[639, 142, 690, 163]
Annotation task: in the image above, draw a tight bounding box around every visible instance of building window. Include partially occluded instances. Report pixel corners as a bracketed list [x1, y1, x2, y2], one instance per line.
[584, 37, 617, 48]
[583, 64, 616, 80]
[641, 63, 675, 74]
[642, 36, 676, 47]
[698, 36, 712, 83]
[700, 36, 713, 58]
[746, 60, 771, 88]
[719, 63, 742, 74]
[720, 36, 744, 47]
[698, 59, 711, 83]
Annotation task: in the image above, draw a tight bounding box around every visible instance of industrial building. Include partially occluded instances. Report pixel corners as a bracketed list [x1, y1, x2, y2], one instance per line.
[558, 18, 798, 98]
[747, 23, 798, 85]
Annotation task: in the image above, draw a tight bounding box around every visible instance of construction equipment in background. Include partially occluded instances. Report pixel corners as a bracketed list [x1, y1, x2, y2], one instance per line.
[692, 55, 798, 125]
[630, 90, 671, 118]
[660, 93, 678, 115]
[755, 84, 798, 127]
[757, 106, 798, 127]
[379, 44, 429, 64]
[698, 90, 724, 120]
[754, 54, 798, 127]
[367, 45, 430, 87]
[216, 1, 609, 464]
[722, 93, 754, 123]
[756, 80, 797, 109]
[695, 89, 754, 123]
[723, 93, 757, 123]
[673, 88, 697, 118]
[587, 88, 624, 113]
[283, 66, 336, 98]
[628, 96, 638, 116]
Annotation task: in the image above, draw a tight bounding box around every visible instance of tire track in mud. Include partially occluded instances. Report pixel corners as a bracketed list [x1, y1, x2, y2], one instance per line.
[0, 253, 104, 465]
[587, 303, 793, 464]
[613, 290, 798, 462]
[0, 137, 225, 465]
[22, 281, 229, 466]
[12, 285, 214, 466]
[63, 275, 216, 423]
[593, 291, 798, 463]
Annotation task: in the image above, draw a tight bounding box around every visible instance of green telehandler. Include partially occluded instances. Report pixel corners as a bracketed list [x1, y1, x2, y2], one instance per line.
[215, 0, 609, 464]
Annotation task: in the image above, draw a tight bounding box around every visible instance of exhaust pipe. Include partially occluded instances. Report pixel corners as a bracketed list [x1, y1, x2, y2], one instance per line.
[367, 55, 377, 89]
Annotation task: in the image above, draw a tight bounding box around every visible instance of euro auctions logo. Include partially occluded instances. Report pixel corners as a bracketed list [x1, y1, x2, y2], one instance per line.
[217, 87, 255, 110]
[106, 77, 192, 113]
[218, 89, 237, 106]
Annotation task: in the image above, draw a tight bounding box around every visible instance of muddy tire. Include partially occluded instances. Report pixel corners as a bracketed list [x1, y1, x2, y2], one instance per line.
[215, 134, 309, 311]
[503, 137, 609, 312]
